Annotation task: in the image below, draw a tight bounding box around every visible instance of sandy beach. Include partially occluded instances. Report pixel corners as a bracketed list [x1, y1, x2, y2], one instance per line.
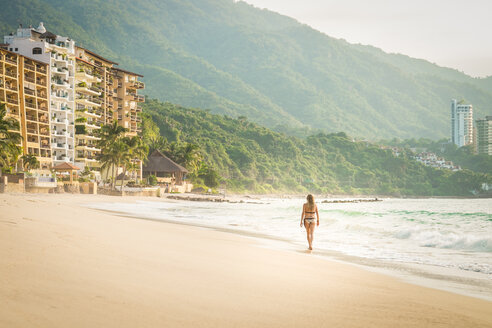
[1, 193, 491, 327]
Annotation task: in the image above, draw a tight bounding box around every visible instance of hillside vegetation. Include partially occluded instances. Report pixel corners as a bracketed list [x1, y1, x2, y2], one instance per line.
[2, 0, 492, 139]
[143, 99, 491, 196]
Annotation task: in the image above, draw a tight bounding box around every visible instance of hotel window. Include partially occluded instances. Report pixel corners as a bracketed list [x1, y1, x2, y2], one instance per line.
[33, 48, 42, 55]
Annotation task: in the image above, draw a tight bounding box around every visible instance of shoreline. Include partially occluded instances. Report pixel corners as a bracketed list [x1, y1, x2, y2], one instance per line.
[1, 193, 491, 327]
[186, 192, 492, 200]
[88, 198, 492, 303]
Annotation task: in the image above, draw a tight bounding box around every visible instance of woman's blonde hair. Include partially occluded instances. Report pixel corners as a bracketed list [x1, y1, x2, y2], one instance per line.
[306, 194, 315, 209]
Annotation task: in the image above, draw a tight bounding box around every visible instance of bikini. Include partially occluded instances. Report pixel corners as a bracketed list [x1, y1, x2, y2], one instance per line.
[304, 208, 316, 224]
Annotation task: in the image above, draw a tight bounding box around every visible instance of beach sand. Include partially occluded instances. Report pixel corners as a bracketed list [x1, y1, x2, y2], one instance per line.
[0, 193, 491, 328]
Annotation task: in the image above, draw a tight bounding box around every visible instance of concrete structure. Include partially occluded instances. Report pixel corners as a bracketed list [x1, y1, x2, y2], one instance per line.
[476, 116, 492, 155]
[113, 67, 144, 135]
[0, 48, 52, 169]
[73, 46, 111, 171]
[451, 99, 473, 147]
[3, 22, 145, 176]
[4, 23, 76, 166]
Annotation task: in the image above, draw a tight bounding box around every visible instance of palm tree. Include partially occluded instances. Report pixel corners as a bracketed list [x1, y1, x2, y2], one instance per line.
[0, 103, 22, 172]
[99, 139, 128, 190]
[128, 136, 149, 183]
[96, 122, 127, 188]
[148, 135, 168, 154]
[118, 136, 149, 188]
[176, 143, 202, 178]
[21, 154, 40, 172]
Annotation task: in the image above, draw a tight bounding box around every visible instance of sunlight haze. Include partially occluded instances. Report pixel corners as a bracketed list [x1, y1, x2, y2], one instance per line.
[243, 0, 492, 77]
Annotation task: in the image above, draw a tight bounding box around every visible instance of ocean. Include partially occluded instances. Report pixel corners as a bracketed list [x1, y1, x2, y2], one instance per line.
[89, 197, 492, 300]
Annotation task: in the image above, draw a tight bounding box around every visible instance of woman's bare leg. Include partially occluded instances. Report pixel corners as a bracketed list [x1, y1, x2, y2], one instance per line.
[304, 221, 312, 249]
[309, 224, 315, 249]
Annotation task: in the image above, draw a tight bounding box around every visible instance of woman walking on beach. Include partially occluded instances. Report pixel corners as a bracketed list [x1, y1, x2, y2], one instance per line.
[300, 194, 319, 250]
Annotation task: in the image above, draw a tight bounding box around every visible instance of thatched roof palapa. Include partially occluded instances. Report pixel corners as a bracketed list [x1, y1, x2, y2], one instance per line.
[143, 150, 188, 174]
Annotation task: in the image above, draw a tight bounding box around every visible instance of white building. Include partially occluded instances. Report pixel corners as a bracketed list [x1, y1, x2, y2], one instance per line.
[4, 23, 76, 165]
[451, 99, 473, 148]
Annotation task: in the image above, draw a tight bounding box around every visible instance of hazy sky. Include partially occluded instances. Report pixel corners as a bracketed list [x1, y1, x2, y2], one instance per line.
[243, 0, 492, 77]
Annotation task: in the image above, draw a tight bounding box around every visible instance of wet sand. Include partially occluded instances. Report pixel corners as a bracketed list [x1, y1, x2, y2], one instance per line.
[1, 193, 491, 327]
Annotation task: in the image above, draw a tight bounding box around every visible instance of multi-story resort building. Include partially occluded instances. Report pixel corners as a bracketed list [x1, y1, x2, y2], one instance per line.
[4, 23, 77, 166]
[476, 116, 492, 155]
[113, 67, 144, 136]
[451, 99, 473, 148]
[2, 23, 145, 176]
[74, 46, 114, 171]
[0, 47, 52, 169]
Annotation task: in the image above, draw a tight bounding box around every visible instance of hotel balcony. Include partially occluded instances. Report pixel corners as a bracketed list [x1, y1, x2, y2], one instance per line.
[53, 130, 73, 138]
[51, 92, 69, 100]
[6, 96, 19, 105]
[76, 69, 102, 83]
[4, 82, 18, 92]
[76, 84, 101, 96]
[5, 69, 17, 78]
[39, 127, 50, 136]
[52, 143, 69, 151]
[5, 55, 17, 65]
[52, 105, 73, 113]
[51, 78, 70, 89]
[24, 75, 36, 84]
[37, 90, 47, 98]
[5, 106, 20, 117]
[126, 93, 145, 102]
[24, 63, 35, 72]
[51, 53, 68, 64]
[36, 65, 47, 74]
[26, 114, 38, 122]
[52, 66, 69, 77]
[76, 95, 101, 107]
[54, 156, 71, 162]
[127, 80, 145, 89]
[24, 88, 36, 96]
[77, 133, 100, 141]
[85, 122, 101, 130]
[36, 78, 47, 86]
[52, 117, 70, 125]
[76, 108, 102, 119]
[26, 127, 38, 135]
[25, 100, 37, 109]
[76, 120, 101, 130]
[76, 143, 101, 152]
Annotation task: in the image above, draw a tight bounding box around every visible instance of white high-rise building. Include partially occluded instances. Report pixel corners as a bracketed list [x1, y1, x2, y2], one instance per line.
[451, 99, 473, 148]
[4, 23, 76, 165]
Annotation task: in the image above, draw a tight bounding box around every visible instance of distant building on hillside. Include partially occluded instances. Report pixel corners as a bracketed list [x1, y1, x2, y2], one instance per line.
[451, 99, 473, 147]
[476, 116, 492, 155]
[414, 152, 461, 171]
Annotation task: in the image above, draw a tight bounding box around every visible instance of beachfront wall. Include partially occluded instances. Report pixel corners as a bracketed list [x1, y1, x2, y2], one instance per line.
[0, 174, 25, 193]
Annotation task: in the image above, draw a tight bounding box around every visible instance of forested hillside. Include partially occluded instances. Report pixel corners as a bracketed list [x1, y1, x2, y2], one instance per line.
[142, 99, 491, 196]
[2, 0, 492, 139]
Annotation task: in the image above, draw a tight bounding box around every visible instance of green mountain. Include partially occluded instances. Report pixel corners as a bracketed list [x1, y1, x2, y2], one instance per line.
[2, 0, 491, 139]
[142, 99, 491, 196]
